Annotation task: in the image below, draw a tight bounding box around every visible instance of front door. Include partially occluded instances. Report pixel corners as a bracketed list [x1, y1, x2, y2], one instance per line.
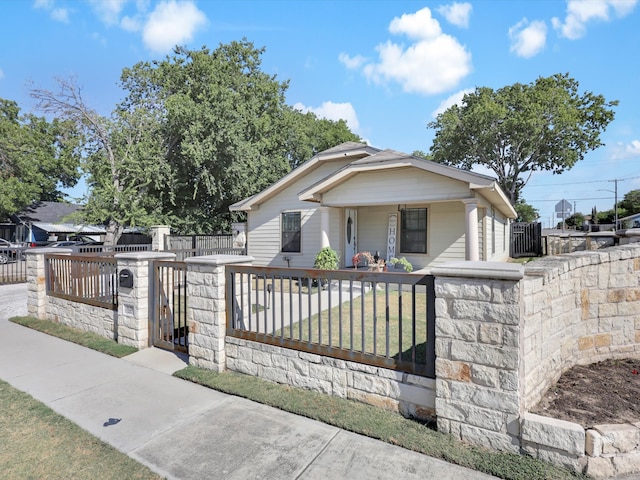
[344, 208, 357, 267]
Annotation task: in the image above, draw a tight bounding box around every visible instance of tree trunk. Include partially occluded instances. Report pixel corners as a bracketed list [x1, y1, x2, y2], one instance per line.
[104, 219, 124, 246]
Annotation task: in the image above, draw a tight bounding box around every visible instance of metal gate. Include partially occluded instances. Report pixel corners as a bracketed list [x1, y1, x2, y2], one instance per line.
[510, 222, 542, 258]
[151, 260, 188, 353]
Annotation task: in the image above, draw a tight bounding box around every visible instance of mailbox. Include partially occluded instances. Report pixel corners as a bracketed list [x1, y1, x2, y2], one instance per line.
[119, 269, 134, 288]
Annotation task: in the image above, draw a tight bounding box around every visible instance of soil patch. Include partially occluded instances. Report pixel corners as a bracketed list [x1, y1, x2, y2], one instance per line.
[532, 358, 640, 427]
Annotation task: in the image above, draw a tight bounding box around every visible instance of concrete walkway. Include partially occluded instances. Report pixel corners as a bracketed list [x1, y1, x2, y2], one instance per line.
[0, 283, 498, 480]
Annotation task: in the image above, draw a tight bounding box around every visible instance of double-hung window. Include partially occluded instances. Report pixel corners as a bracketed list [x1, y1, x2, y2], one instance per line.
[400, 208, 427, 254]
[281, 211, 301, 253]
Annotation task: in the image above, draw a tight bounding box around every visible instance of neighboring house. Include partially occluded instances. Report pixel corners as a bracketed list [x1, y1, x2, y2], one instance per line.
[619, 211, 640, 229]
[1, 201, 103, 245]
[230, 142, 517, 272]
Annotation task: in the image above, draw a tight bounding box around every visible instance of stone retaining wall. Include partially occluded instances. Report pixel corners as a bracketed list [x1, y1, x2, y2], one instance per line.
[226, 336, 436, 418]
[46, 295, 115, 339]
[522, 413, 640, 479]
[522, 246, 640, 411]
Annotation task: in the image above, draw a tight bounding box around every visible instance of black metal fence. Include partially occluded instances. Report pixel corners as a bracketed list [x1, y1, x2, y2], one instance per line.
[152, 260, 188, 354]
[510, 222, 542, 258]
[165, 234, 236, 251]
[226, 266, 436, 378]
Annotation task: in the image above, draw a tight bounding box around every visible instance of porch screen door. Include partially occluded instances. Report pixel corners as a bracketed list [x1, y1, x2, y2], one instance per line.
[345, 208, 357, 267]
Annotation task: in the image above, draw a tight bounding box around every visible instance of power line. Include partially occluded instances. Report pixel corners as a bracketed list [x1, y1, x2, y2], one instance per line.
[524, 175, 640, 188]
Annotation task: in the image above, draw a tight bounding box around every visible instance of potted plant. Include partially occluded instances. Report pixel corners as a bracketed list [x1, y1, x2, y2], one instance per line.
[389, 256, 413, 272]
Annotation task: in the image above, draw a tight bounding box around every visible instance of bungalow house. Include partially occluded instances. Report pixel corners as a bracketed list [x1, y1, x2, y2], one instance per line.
[230, 142, 517, 271]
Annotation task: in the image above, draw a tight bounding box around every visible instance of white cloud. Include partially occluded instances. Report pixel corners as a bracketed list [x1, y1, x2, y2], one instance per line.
[437, 2, 472, 28]
[33, 0, 70, 23]
[92, 32, 107, 46]
[611, 139, 640, 159]
[51, 7, 69, 22]
[121, 15, 141, 32]
[509, 19, 547, 58]
[88, 0, 128, 25]
[552, 0, 638, 39]
[142, 0, 207, 53]
[338, 53, 367, 70]
[431, 88, 474, 117]
[344, 7, 471, 96]
[293, 101, 360, 132]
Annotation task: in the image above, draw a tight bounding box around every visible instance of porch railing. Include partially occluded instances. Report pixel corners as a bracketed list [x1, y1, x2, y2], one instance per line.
[45, 253, 118, 310]
[226, 266, 436, 378]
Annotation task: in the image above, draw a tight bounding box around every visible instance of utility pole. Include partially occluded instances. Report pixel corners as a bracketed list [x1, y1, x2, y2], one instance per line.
[609, 179, 618, 230]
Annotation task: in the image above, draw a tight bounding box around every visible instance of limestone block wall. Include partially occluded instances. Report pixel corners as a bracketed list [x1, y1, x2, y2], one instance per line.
[430, 262, 525, 454]
[46, 295, 116, 339]
[225, 336, 436, 418]
[522, 245, 640, 410]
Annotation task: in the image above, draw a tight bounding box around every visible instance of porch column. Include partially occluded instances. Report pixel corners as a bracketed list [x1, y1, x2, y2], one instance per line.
[463, 200, 480, 261]
[320, 206, 330, 249]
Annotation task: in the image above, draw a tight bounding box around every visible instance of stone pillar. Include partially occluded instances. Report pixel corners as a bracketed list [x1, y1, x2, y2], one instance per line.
[185, 254, 254, 371]
[115, 251, 176, 348]
[463, 200, 480, 261]
[431, 261, 525, 453]
[25, 248, 72, 319]
[150, 225, 171, 251]
[319, 206, 330, 249]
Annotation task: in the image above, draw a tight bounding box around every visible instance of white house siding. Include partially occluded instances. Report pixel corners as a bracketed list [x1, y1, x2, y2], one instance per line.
[487, 209, 510, 261]
[322, 168, 470, 207]
[355, 202, 466, 271]
[247, 160, 351, 267]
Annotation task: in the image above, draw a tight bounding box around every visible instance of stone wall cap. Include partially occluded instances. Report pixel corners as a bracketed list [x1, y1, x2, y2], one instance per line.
[115, 251, 176, 260]
[25, 247, 73, 255]
[618, 228, 640, 237]
[185, 254, 255, 266]
[430, 261, 524, 280]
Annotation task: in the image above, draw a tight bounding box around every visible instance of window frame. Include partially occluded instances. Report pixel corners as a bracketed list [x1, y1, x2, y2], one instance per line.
[281, 211, 302, 253]
[399, 207, 428, 255]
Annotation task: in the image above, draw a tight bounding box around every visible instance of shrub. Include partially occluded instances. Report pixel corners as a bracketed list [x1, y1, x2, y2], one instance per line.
[314, 247, 340, 270]
[390, 256, 413, 272]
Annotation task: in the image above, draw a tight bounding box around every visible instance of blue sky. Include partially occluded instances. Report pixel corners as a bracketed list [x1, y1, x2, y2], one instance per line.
[2, 0, 640, 226]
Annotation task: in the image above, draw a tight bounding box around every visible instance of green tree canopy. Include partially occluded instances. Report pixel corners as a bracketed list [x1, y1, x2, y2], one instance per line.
[31, 77, 170, 245]
[618, 189, 640, 215]
[428, 73, 617, 205]
[514, 200, 539, 223]
[0, 98, 81, 219]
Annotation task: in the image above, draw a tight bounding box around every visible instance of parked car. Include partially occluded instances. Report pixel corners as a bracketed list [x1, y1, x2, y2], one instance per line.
[0, 238, 26, 264]
[68, 235, 103, 245]
[47, 241, 83, 248]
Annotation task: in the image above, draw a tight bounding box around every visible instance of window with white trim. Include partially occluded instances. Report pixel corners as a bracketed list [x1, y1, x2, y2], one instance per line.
[400, 208, 427, 254]
[281, 211, 301, 253]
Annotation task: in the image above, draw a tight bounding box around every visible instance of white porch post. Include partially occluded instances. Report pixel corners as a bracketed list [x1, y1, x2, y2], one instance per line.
[320, 206, 330, 249]
[463, 200, 480, 261]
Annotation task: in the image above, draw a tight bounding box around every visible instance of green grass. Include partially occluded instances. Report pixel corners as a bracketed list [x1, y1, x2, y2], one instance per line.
[174, 366, 587, 480]
[10, 316, 138, 358]
[277, 289, 429, 362]
[8, 315, 586, 480]
[0, 379, 161, 480]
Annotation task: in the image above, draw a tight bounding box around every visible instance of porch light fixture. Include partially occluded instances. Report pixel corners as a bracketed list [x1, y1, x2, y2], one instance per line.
[398, 204, 406, 212]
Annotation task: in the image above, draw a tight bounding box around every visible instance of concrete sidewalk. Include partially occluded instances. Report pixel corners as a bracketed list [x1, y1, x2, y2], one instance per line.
[0, 283, 496, 480]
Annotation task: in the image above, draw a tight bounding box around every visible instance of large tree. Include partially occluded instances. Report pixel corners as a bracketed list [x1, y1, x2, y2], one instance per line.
[428, 73, 617, 205]
[0, 98, 81, 219]
[120, 41, 291, 233]
[31, 77, 170, 245]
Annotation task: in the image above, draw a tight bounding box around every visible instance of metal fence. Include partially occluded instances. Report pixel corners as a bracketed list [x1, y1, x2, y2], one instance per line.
[0, 247, 27, 284]
[169, 247, 247, 261]
[152, 260, 188, 353]
[45, 253, 118, 310]
[72, 244, 153, 255]
[165, 234, 235, 251]
[226, 266, 436, 378]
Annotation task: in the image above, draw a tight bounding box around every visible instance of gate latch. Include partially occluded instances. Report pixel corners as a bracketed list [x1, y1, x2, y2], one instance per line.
[119, 269, 134, 288]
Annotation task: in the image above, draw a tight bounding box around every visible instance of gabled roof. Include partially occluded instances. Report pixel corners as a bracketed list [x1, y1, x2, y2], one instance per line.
[299, 149, 516, 218]
[229, 142, 380, 211]
[12, 201, 80, 224]
[229, 143, 516, 219]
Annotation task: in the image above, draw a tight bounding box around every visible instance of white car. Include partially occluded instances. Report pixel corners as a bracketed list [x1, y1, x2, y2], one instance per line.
[0, 238, 25, 264]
